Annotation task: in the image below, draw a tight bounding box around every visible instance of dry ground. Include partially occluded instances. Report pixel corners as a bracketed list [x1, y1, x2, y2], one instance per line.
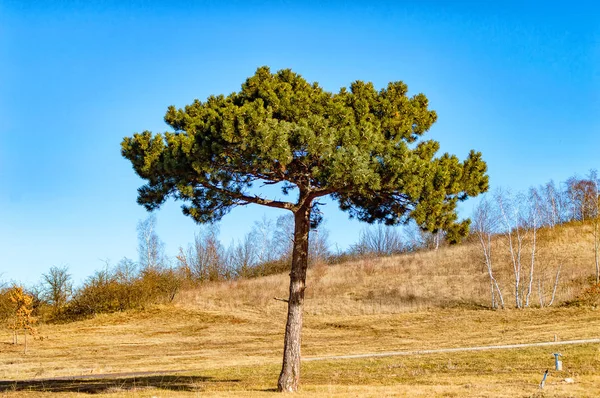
[2, 222, 600, 396]
[2, 305, 599, 397]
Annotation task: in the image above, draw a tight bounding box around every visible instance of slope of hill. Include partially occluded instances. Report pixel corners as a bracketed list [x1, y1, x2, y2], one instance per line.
[185, 221, 598, 314]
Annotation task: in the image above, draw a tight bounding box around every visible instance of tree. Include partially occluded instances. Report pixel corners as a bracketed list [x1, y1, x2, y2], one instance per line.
[566, 176, 597, 222]
[472, 196, 504, 309]
[586, 170, 600, 283]
[252, 216, 280, 265]
[137, 214, 165, 270]
[273, 213, 330, 266]
[192, 225, 227, 281]
[228, 233, 258, 278]
[41, 265, 73, 313]
[496, 189, 529, 309]
[121, 67, 488, 392]
[7, 286, 36, 354]
[524, 187, 542, 307]
[351, 224, 404, 257]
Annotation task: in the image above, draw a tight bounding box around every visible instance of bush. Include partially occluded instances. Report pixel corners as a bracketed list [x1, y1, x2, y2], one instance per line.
[61, 266, 183, 321]
[567, 282, 600, 307]
[0, 288, 14, 326]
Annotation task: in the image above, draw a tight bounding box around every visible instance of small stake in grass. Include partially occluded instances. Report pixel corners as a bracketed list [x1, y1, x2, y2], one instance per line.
[539, 369, 549, 389]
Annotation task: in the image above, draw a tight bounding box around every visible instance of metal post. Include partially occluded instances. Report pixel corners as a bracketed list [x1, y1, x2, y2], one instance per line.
[553, 353, 562, 371]
[539, 369, 549, 389]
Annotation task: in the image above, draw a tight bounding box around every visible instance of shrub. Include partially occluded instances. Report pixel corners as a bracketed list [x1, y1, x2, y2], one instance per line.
[61, 266, 184, 321]
[567, 281, 600, 307]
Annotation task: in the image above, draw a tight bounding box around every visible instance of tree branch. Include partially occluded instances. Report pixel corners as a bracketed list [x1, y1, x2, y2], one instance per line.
[199, 181, 295, 211]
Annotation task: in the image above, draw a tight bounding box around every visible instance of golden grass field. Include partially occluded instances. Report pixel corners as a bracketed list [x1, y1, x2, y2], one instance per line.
[2, 223, 600, 397]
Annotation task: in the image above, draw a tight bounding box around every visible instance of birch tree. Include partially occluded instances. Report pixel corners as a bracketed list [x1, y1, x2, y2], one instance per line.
[472, 196, 504, 309]
[496, 189, 527, 308]
[137, 214, 165, 270]
[524, 187, 542, 307]
[587, 170, 600, 283]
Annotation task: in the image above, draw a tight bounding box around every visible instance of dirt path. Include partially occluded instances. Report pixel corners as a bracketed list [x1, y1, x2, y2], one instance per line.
[303, 337, 600, 361]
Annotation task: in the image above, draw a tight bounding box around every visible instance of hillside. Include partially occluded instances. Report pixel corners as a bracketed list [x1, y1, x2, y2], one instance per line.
[186, 221, 598, 314]
[2, 222, 600, 397]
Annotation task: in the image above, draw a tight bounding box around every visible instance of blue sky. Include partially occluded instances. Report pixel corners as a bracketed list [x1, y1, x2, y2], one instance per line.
[1, 1, 598, 285]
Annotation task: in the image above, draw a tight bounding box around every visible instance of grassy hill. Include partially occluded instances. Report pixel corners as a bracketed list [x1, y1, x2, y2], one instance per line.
[189, 221, 598, 313]
[2, 222, 600, 397]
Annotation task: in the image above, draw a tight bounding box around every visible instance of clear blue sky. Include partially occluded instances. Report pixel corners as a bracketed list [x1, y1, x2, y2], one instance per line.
[1, 1, 598, 285]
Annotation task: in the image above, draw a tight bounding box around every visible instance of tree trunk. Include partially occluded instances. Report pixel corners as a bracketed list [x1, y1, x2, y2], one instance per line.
[493, 278, 505, 309]
[278, 204, 311, 392]
[594, 221, 599, 284]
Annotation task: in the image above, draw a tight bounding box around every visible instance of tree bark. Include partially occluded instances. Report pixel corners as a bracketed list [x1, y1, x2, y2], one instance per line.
[277, 203, 311, 392]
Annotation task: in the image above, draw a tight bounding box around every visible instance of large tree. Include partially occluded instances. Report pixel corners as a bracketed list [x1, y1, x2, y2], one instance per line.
[122, 66, 488, 392]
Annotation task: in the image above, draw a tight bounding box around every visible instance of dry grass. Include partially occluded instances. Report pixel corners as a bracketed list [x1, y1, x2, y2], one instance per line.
[185, 222, 599, 315]
[2, 343, 600, 397]
[2, 222, 600, 396]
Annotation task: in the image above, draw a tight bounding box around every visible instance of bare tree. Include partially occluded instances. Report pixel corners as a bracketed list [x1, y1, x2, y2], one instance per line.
[248, 216, 280, 265]
[548, 264, 562, 306]
[352, 224, 404, 256]
[41, 265, 72, 312]
[524, 188, 542, 307]
[496, 189, 527, 308]
[274, 214, 294, 263]
[472, 196, 504, 309]
[137, 215, 165, 270]
[539, 180, 569, 227]
[565, 176, 597, 222]
[113, 258, 138, 284]
[184, 224, 227, 281]
[229, 233, 258, 278]
[587, 170, 600, 284]
[309, 227, 330, 265]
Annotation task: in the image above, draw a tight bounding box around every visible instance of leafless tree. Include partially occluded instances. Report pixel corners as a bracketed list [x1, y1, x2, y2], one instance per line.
[249, 216, 279, 265]
[539, 180, 569, 227]
[548, 264, 562, 306]
[352, 224, 404, 256]
[524, 187, 542, 307]
[496, 189, 527, 308]
[586, 170, 600, 284]
[472, 196, 504, 309]
[309, 227, 330, 265]
[182, 224, 228, 281]
[113, 258, 138, 284]
[229, 233, 258, 278]
[137, 215, 165, 270]
[274, 214, 294, 262]
[41, 265, 72, 311]
[565, 176, 597, 222]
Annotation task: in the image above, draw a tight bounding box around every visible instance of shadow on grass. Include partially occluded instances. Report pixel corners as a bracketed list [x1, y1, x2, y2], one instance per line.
[0, 373, 241, 394]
